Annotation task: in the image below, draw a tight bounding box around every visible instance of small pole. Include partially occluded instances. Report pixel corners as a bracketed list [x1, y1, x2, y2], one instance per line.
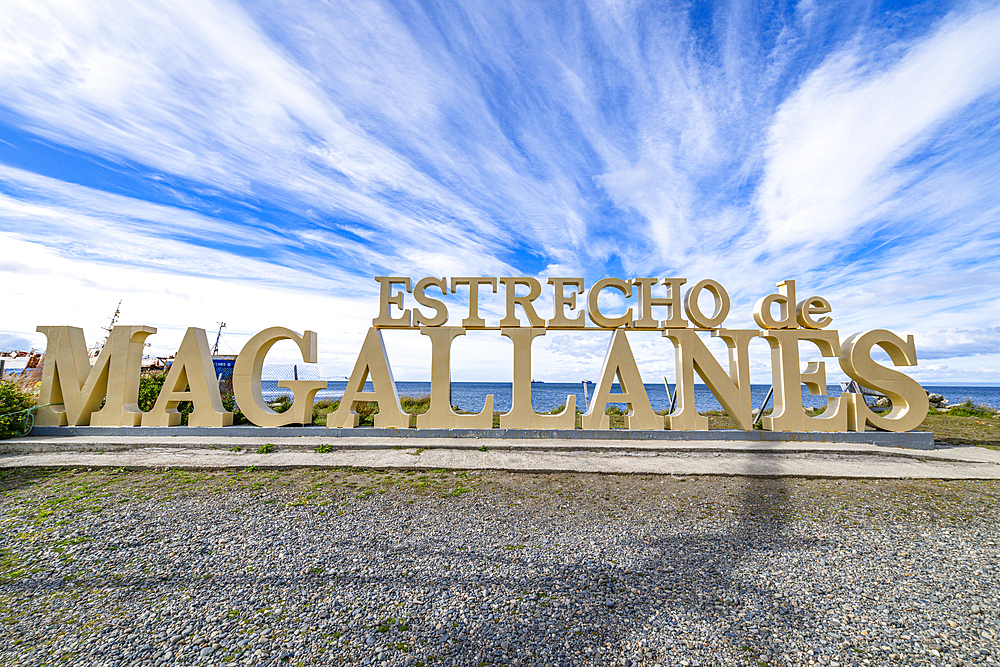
[662, 377, 672, 414]
[754, 387, 774, 425]
[582, 381, 589, 411]
[293, 365, 298, 381]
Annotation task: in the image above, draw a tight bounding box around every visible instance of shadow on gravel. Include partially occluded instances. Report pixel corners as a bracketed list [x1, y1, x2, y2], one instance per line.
[582, 474, 803, 666]
[0, 467, 64, 493]
[400, 474, 806, 667]
[349, 475, 808, 667]
[714, 474, 796, 662]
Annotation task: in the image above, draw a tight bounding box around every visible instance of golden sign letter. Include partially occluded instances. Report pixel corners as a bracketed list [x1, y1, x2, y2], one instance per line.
[760, 329, 847, 432]
[581, 330, 659, 430]
[415, 327, 494, 429]
[664, 329, 756, 430]
[234, 327, 326, 427]
[840, 330, 927, 432]
[141, 328, 233, 427]
[328, 328, 410, 428]
[36, 325, 156, 426]
[499, 328, 575, 429]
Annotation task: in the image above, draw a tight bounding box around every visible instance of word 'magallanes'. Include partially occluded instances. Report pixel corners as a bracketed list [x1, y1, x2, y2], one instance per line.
[34, 277, 927, 434]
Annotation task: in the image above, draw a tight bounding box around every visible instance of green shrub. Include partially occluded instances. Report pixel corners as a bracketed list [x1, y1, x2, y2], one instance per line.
[138, 372, 167, 412]
[221, 391, 250, 425]
[0, 380, 36, 439]
[312, 399, 340, 425]
[400, 395, 431, 414]
[355, 401, 379, 426]
[948, 400, 996, 419]
[269, 396, 292, 414]
[257, 443, 274, 454]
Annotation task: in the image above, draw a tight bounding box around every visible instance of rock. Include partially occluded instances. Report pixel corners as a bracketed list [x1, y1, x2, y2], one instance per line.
[928, 393, 944, 404]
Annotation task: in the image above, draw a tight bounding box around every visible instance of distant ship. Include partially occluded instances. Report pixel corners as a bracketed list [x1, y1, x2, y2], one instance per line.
[531, 379, 543, 384]
[0, 350, 42, 376]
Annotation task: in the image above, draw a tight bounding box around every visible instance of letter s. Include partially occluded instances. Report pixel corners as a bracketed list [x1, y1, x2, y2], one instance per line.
[839, 330, 928, 432]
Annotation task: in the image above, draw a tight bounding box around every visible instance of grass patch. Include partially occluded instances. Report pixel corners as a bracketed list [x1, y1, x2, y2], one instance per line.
[945, 399, 997, 419]
[920, 405, 1000, 448]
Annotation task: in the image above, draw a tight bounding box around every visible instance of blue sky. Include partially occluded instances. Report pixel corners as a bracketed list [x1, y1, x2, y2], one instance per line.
[1, 0, 999, 384]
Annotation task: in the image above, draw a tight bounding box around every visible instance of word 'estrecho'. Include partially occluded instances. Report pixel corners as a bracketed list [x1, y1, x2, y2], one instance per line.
[35, 277, 927, 433]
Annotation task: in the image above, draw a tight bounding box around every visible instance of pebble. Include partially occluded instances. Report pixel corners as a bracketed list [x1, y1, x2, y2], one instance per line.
[1, 472, 999, 667]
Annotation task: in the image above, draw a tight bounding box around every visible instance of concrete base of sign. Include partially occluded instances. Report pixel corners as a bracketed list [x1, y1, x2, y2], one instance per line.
[27, 426, 934, 449]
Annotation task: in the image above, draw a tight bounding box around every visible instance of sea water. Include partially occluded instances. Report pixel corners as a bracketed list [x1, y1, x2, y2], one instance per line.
[260, 381, 1000, 412]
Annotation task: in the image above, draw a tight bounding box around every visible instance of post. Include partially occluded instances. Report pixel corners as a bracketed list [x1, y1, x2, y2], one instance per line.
[754, 387, 774, 425]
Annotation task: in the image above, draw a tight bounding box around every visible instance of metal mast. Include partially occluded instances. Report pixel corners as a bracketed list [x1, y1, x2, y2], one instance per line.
[212, 322, 227, 355]
[89, 300, 122, 362]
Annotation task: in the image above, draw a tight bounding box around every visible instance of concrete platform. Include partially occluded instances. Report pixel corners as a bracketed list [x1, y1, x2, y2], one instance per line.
[28, 425, 934, 448]
[3, 432, 998, 478]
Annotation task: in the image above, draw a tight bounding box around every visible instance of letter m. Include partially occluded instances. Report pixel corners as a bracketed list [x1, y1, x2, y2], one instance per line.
[36, 325, 156, 426]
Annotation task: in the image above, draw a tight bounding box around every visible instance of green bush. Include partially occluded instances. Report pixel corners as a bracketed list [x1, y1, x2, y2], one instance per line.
[137, 372, 167, 412]
[400, 395, 431, 414]
[221, 391, 250, 425]
[948, 400, 996, 419]
[269, 396, 292, 414]
[312, 399, 340, 425]
[0, 380, 36, 439]
[355, 401, 379, 425]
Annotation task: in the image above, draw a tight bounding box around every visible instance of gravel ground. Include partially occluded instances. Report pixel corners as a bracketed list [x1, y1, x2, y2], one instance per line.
[1, 468, 999, 667]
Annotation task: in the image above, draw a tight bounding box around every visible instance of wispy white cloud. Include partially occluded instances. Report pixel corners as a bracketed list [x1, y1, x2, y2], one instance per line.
[0, 165, 357, 289]
[758, 4, 1000, 246]
[1, 0, 998, 380]
[0, 0, 523, 274]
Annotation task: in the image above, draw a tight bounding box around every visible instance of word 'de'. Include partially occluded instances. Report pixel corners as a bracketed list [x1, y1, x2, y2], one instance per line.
[34, 277, 927, 434]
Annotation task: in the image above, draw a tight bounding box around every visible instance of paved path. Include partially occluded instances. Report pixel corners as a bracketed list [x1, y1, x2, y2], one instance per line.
[3, 434, 999, 478]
